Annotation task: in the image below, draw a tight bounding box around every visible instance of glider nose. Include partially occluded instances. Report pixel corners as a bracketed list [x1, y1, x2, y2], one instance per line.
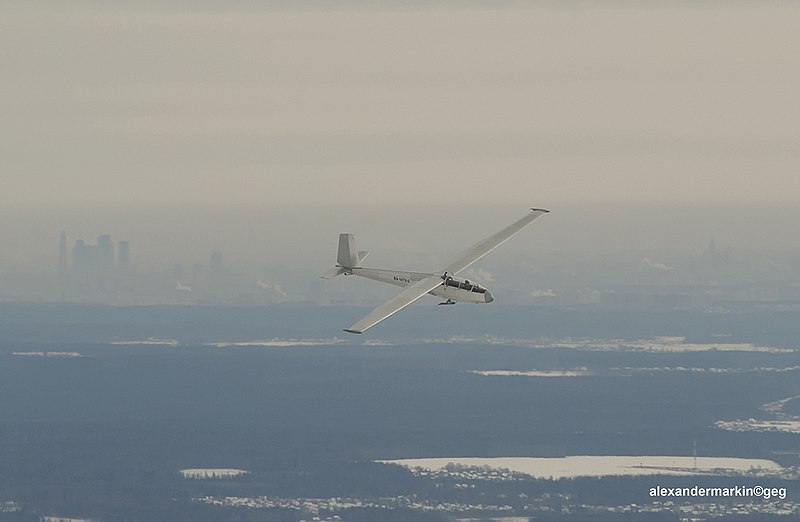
[484, 290, 494, 303]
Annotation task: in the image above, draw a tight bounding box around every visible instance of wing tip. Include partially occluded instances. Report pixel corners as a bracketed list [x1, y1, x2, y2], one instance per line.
[530, 207, 550, 213]
[343, 328, 363, 335]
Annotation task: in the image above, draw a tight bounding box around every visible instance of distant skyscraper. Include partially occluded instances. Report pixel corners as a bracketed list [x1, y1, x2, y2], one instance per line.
[59, 231, 67, 274]
[73, 239, 91, 272]
[118, 240, 130, 270]
[97, 234, 114, 271]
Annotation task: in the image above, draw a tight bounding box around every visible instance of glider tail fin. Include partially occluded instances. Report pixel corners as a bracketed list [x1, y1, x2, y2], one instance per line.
[322, 234, 368, 279]
[337, 233, 362, 269]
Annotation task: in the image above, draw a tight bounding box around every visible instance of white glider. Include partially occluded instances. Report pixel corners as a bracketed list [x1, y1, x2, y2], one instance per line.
[322, 208, 549, 334]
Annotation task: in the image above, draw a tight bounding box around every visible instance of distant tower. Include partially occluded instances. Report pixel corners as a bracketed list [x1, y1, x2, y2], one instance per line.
[73, 239, 87, 272]
[97, 234, 114, 271]
[118, 240, 130, 270]
[59, 231, 67, 274]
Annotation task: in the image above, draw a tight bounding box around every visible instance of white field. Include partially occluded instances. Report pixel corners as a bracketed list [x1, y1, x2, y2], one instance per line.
[208, 338, 345, 347]
[362, 339, 395, 346]
[473, 367, 800, 378]
[456, 519, 530, 522]
[41, 516, 93, 522]
[180, 468, 249, 479]
[715, 420, 800, 434]
[761, 395, 800, 414]
[382, 456, 783, 479]
[109, 338, 179, 346]
[0, 501, 21, 513]
[423, 335, 793, 353]
[13, 352, 82, 357]
[472, 369, 591, 377]
[612, 366, 800, 374]
[603, 337, 794, 354]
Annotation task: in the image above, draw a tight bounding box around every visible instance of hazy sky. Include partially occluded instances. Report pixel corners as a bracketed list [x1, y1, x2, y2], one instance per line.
[2, 1, 799, 269]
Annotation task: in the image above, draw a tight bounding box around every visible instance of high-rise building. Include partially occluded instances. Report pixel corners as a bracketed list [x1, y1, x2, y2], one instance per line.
[72, 234, 128, 275]
[97, 234, 114, 272]
[73, 239, 93, 272]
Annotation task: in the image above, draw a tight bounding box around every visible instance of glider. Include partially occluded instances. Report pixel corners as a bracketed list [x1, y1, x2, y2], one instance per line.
[321, 208, 549, 334]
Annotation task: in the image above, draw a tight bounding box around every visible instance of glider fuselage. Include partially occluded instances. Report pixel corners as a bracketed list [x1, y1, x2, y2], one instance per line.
[345, 267, 493, 304]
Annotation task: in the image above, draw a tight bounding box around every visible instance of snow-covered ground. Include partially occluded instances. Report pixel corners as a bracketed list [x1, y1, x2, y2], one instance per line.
[108, 338, 179, 346]
[472, 369, 591, 377]
[41, 516, 92, 522]
[715, 419, 800, 434]
[422, 335, 794, 353]
[382, 456, 783, 479]
[180, 468, 249, 479]
[207, 338, 345, 347]
[716, 395, 800, 434]
[12, 352, 82, 357]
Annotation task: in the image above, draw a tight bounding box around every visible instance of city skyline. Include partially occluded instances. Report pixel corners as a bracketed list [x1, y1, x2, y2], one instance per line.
[0, 224, 790, 307]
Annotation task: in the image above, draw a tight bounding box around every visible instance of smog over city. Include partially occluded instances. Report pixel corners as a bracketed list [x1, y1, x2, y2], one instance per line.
[2, 1, 799, 521]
